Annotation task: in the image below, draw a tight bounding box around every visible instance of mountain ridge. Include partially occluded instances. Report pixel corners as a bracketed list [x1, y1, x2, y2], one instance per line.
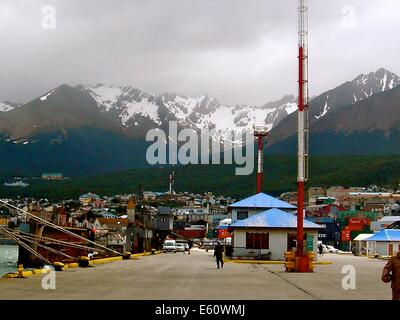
[268, 67, 400, 145]
[0, 68, 399, 176]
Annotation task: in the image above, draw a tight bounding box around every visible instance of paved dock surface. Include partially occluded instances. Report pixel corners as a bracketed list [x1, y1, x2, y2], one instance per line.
[0, 249, 391, 299]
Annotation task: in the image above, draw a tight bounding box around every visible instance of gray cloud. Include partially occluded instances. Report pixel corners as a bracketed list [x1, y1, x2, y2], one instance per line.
[0, 0, 399, 105]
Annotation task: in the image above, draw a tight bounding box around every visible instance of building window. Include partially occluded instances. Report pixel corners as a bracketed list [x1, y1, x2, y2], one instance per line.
[246, 232, 269, 249]
[237, 211, 248, 220]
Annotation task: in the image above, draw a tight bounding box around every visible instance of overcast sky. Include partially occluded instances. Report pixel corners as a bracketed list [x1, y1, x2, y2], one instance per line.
[0, 0, 399, 105]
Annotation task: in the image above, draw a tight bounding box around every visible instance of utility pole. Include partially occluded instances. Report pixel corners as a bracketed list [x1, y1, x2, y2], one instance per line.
[296, 0, 310, 272]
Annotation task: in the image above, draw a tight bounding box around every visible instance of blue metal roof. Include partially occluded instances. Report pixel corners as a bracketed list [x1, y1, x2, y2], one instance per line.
[228, 193, 296, 210]
[217, 225, 229, 229]
[229, 208, 323, 229]
[366, 229, 400, 242]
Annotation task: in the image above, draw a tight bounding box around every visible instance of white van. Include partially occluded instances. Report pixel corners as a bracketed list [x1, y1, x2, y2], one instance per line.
[163, 240, 177, 253]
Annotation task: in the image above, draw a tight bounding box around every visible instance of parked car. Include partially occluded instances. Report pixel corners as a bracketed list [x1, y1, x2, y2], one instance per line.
[326, 245, 340, 254]
[321, 244, 330, 253]
[202, 239, 217, 251]
[175, 243, 186, 252]
[223, 237, 232, 246]
[163, 240, 177, 253]
[175, 241, 190, 251]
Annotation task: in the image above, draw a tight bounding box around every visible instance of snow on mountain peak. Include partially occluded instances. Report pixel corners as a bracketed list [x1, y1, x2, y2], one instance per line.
[348, 68, 400, 106]
[0, 102, 15, 112]
[85, 84, 161, 125]
[353, 68, 400, 87]
[0, 101, 22, 112]
[40, 90, 55, 101]
[85, 84, 123, 111]
[83, 84, 297, 137]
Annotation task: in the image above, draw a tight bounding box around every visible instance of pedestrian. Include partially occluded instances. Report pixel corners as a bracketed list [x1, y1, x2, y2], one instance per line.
[382, 251, 400, 300]
[188, 240, 193, 255]
[318, 243, 323, 257]
[214, 242, 224, 269]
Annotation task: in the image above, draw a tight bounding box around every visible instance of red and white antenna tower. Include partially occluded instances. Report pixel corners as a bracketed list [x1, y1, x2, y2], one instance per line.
[254, 125, 268, 194]
[169, 169, 175, 194]
[296, 0, 310, 270]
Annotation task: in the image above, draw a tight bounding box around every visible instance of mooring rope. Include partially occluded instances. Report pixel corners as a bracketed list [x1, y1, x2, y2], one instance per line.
[0, 200, 123, 256]
[0, 226, 52, 265]
[6, 227, 106, 253]
[15, 233, 76, 260]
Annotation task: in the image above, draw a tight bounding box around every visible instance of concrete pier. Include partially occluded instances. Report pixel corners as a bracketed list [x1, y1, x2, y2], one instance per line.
[0, 249, 391, 300]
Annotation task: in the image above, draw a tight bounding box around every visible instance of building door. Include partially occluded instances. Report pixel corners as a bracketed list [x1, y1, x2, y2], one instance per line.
[287, 233, 296, 251]
[388, 244, 393, 256]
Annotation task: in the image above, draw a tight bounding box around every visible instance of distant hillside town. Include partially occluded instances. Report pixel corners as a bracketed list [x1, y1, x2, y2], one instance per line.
[1, 183, 399, 258]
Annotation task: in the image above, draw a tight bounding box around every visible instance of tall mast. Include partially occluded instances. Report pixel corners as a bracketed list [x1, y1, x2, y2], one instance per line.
[296, 0, 309, 260]
[169, 168, 174, 194]
[254, 126, 268, 194]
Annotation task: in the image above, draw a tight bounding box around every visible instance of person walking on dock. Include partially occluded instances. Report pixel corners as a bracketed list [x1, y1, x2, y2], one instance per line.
[382, 251, 400, 300]
[188, 240, 193, 255]
[318, 243, 324, 257]
[214, 242, 224, 269]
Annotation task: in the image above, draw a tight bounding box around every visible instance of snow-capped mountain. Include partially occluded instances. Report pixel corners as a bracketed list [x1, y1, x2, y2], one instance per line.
[83, 84, 297, 139]
[313, 68, 400, 120]
[84, 85, 162, 126]
[269, 68, 400, 144]
[0, 101, 21, 112]
[0, 68, 399, 175]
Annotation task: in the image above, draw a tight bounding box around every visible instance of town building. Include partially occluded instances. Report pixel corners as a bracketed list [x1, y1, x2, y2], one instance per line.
[308, 187, 325, 205]
[228, 193, 296, 222]
[79, 193, 101, 206]
[175, 207, 209, 223]
[366, 229, 400, 257]
[305, 216, 340, 246]
[326, 186, 348, 202]
[370, 216, 400, 232]
[42, 173, 63, 180]
[315, 197, 336, 205]
[228, 208, 322, 260]
[279, 192, 298, 206]
[306, 204, 345, 218]
[362, 198, 387, 215]
[142, 191, 157, 201]
[352, 233, 374, 255]
[154, 207, 174, 231]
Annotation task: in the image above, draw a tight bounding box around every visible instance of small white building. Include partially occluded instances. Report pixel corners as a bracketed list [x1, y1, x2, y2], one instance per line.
[228, 208, 323, 261]
[352, 233, 374, 255]
[228, 192, 296, 222]
[366, 229, 400, 257]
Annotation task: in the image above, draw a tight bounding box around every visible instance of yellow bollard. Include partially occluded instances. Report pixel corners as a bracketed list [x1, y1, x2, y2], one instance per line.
[53, 261, 65, 271]
[122, 251, 132, 259]
[18, 264, 24, 278]
[284, 251, 296, 272]
[78, 256, 90, 267]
